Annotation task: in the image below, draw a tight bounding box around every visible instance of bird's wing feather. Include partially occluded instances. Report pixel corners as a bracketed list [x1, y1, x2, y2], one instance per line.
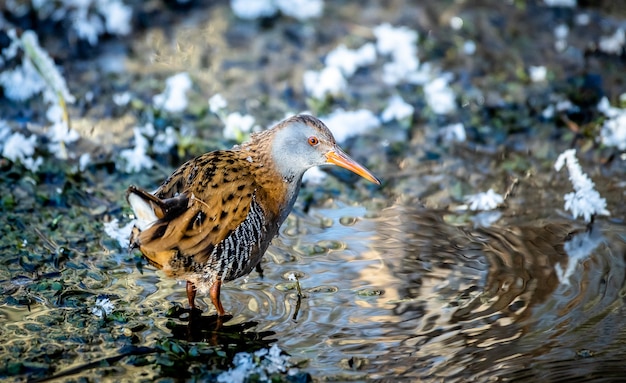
[131, 151, 261, 275]
[127, 185, 189, 222]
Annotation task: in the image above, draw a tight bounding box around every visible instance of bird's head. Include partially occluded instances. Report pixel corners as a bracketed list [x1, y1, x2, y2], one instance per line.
[269, 114, 380, 185]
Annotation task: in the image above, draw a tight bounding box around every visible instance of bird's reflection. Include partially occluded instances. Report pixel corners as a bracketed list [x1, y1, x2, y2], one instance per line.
[450, 222, 577, 324]
[166, 306, 276, 348]
[375, 204, 596, 324]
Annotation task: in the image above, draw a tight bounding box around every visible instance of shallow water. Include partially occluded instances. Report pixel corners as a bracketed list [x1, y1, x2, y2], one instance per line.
[88, 204, 626, 380]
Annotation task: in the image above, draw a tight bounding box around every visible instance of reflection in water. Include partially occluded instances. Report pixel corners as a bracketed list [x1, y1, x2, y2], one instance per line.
[451, 223, 573, 324]
[166, 307, 275, 349]
[372, 204, 626, 381]
[556, 228, 605, 284]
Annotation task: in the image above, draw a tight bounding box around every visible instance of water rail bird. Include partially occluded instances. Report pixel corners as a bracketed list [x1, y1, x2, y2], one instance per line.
[127, 114, 380, 316]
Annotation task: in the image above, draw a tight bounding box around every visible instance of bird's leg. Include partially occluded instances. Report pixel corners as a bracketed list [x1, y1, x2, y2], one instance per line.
[255, 263, 264, 278]
[210, 279, 226, 316]
[186, 280, 197, 310]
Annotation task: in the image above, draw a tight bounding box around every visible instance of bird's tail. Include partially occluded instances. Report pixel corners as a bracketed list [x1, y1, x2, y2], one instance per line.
[126, 185, 162, 231]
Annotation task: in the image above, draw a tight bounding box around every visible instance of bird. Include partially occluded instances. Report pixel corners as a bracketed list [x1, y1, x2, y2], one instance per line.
[126, 114, 380, 316]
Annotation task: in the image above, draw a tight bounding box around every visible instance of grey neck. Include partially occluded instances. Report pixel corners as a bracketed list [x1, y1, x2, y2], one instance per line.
[277, 174, 304, 227]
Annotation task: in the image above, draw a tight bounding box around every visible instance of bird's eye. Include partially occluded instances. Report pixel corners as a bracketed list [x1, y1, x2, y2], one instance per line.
[308, 136, 320, 146]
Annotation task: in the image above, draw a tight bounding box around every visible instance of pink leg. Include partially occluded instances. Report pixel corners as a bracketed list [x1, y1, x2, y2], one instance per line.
[186, 281, 197, 309]
[210, 280, 226, 316]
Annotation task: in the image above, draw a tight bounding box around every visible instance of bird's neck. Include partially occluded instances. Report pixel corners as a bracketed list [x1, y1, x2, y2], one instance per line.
[237, 134, 304, 226]
[277, 175, 303, 225]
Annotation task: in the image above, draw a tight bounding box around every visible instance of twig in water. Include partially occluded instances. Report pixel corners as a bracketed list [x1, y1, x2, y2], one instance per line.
[291, 274, 303, 321]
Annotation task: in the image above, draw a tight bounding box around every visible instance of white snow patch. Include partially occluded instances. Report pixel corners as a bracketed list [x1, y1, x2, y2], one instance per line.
[217, 344, 296, 383]
[597, 97, 626, 150]
[424, 75, 457, 115]
[78, 153, 91, 171]
[119, 128, 154, 173]
[102, 0, 133, 36]
[153, 126, 178, 154]
[465, 189, 504, 211]
[113, 91, 131, 106]
[223, 112, 258, 142]
[231, 0, 322, 20]
[91, 297, 115, 318]
[381, 95, 414, 123]
[529, 66, 547, 82]
[103, 218, 136, 248]
[0, 58, 46, 101]
[554, 149, 610, 222]
[440, 122, 466, 143]
[324, 43, 377, 77]
[209, 93, 228, 114]
[231, 0, 277, 19]
[320, 109, 379, 143]
[599, 28, 625, 55]
[303, 66, 347, 100]
[2, 132, 41, 171]
[153, 72, 193, 113]
[275, 0, 323, 20]
[373, 23, 420, 85]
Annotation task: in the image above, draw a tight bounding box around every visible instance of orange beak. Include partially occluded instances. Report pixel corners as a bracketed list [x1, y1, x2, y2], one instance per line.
[325, 147, 381, 185]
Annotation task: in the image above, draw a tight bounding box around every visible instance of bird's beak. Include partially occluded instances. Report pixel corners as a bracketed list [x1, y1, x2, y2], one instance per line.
[325, 147, 381, 185]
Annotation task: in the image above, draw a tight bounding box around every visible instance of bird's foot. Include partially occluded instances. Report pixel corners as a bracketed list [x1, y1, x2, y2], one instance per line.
[255, 263, 264, 278]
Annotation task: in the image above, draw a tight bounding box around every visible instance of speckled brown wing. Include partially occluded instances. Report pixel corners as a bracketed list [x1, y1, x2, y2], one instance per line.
[133, 151, 263, 278]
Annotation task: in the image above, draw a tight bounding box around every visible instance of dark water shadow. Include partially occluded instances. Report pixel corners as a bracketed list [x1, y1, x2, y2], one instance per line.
[166, 306, 276, 348]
